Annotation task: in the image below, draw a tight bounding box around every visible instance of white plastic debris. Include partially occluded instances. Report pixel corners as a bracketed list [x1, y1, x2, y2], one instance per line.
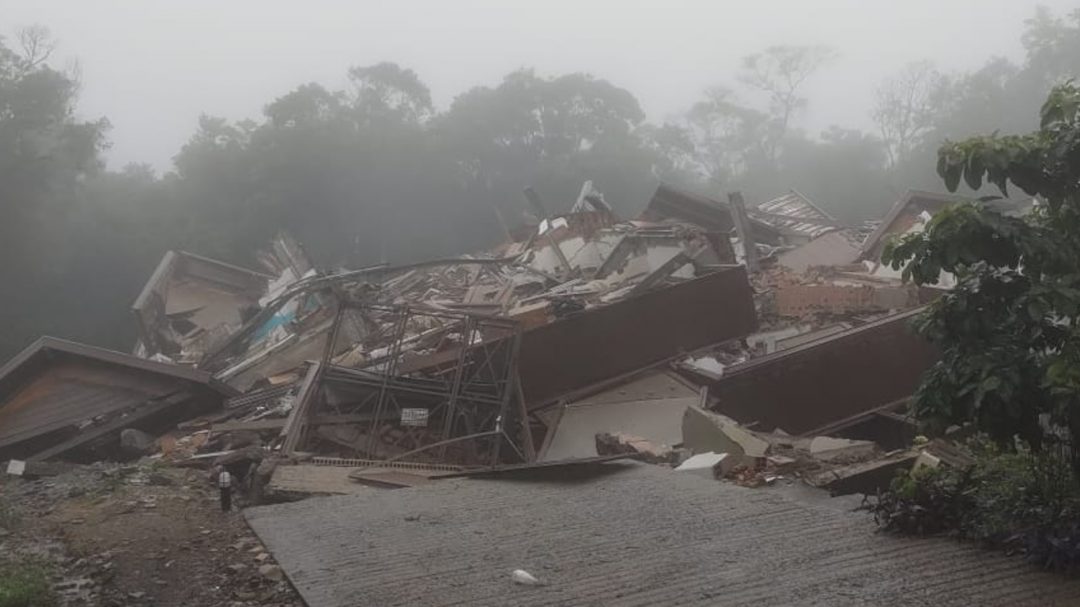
[511, 569, 542, 586]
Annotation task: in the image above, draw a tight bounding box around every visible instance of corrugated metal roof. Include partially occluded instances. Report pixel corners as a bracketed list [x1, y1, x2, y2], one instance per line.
[245, 463, 1080, 607]
[751, 190, 839, 240]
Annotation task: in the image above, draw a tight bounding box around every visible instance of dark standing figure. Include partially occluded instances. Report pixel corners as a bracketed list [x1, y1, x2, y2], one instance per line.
[218, 465, 233, 512]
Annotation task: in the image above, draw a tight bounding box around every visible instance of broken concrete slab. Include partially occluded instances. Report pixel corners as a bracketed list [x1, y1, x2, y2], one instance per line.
[805, 451, 919, 496]
[120, 429, 158, 457]
[682, 406, 770, 458]
[595, 432, 676, 465]
[912, 451, 941, 473]
[244, 462, 1080, 607]
[674, 451, 747, 479]
[922, 439, 976, 469]
[540, 370, 697, 461]
[808, 436, 878, 462]
[674, 452, 723, 478]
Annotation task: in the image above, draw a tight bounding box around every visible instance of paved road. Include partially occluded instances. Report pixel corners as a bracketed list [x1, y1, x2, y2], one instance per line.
[246, 462, 1080, 606]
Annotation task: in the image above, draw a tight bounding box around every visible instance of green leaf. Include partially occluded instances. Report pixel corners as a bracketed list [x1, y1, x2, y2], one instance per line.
[964, 154, 984, 190]
[944, 162, 962, 192]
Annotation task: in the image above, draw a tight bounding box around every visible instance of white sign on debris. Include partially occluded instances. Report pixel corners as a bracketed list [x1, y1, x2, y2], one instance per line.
[400, 408, 429, 427]
[6, 459, 26, 476]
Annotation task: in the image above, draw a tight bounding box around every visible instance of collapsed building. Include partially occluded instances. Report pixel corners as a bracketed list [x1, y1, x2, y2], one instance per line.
[2, 182, 980, 492]
[4, 178, 1067, 607]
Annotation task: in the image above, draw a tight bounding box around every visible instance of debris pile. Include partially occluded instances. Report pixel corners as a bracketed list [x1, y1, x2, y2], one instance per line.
[1, 182, 1005, 603]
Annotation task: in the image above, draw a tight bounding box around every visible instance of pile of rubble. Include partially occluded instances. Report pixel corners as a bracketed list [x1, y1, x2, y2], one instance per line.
[2, 182, 998, 502]
[5, 180, 1021, 603]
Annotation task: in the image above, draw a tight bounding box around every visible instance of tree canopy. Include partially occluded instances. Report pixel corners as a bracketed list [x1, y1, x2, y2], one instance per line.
[884, 83, 1080, 462]
[2, 7, 1080, 359]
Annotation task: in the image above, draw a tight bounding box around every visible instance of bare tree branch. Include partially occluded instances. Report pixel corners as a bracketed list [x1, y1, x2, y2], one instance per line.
[871, 61, 947, 167]
[15, 25, 56, 74]
[738, 45, 837, 162]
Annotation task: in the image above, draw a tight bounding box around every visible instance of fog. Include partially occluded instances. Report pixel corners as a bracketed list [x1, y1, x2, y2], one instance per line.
[2, 0, 1079, 357]
[5, 0, 1075, 171]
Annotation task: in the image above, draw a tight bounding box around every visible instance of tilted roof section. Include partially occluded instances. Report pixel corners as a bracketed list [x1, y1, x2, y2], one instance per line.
[132, 250, 272, 314]
[640, 183, 784, 244]
[750, 189, 841, 240]
[859, 190, 972, 260]
[0, 336, 235, 400]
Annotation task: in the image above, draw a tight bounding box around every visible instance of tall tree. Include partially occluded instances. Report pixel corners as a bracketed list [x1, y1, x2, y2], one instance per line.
[0, 27, 108, 355]
[348, 62, 433, 126]
[438, 69, 661, 218]
[872, 61, 947, 168]
[738, 45, 836, 162]
[684, 86, 769, 184]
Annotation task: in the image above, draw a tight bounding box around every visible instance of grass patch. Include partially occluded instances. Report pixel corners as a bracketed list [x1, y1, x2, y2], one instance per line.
[0, 560, 55, 607]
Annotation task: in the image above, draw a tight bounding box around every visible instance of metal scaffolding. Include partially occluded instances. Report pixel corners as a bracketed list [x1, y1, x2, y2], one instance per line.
[282, 300, 526, 467]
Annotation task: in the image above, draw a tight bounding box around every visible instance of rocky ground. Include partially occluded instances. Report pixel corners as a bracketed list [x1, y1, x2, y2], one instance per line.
[0, 461, 304, 607]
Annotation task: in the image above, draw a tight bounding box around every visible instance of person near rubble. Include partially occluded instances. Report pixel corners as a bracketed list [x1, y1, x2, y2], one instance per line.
[216, 465, 233, 512]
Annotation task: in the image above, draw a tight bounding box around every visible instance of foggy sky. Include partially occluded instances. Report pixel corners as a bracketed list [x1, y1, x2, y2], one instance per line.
[4, 0, 1078, 172]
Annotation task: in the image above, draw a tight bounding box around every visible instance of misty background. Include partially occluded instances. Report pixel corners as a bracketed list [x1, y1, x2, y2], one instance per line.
[2, 0, 1079, 358]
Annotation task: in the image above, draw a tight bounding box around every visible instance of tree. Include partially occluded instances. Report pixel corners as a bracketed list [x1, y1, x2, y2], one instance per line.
[738, 45, 836, 162]
[684, 86, 770, 183]
[872, 61, 947, 167]
[348, 62, 433, 126]
[438, 69, 661, 217]
[777, 127, 891, 223]
[883, 84, 1080, 467]
[0, 27, 107, 222]
[1022, 7, 1080, 88]
[0, 26, 109, 356]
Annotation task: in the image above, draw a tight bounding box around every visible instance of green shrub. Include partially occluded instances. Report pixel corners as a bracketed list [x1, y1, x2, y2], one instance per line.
[862, 445, 1080, 573]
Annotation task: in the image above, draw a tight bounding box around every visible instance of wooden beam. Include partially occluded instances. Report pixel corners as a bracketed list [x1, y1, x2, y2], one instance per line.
[729, 191, 759, 273]
[279, 362, 322, 454]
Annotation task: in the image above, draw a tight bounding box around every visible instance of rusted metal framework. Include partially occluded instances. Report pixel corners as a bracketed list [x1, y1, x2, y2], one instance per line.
[282, 302, 526, 467]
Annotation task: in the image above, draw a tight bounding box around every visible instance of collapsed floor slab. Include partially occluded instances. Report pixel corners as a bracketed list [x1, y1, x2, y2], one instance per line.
[706, 307, 938, 435]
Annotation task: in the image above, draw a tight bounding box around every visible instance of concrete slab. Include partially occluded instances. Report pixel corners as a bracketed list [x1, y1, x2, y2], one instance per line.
[542, 396, 695, 461]
[682, 406, 770, 457]
[246, 463, 1080, 607]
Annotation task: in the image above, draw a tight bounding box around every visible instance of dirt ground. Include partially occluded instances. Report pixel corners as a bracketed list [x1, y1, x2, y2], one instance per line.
[0, 461, 304, 607]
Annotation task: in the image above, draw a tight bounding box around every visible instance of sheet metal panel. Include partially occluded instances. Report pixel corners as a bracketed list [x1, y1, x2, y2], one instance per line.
[708, 308, 938, 434]
[519, 267, 757, 408]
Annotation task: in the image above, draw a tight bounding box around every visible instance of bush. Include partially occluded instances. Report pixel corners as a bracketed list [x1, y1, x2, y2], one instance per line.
[862, 445, 1080, 573]
[0, 561, 54, 607]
